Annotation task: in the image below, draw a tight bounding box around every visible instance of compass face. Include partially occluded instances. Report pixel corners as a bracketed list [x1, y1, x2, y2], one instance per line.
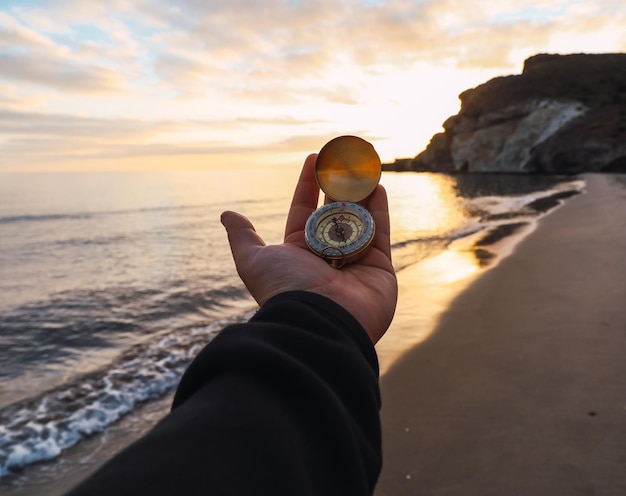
[305, 201, 375, 264]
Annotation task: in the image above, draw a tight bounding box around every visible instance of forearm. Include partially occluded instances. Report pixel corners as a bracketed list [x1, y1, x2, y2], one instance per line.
[67, 291, 382, 496]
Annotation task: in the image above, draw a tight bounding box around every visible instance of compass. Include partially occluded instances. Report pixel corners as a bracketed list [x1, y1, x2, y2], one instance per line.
[304, 136, 381, 268]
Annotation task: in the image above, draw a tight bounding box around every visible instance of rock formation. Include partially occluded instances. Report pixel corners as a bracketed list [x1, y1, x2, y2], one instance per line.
[385, 53, 626, 174]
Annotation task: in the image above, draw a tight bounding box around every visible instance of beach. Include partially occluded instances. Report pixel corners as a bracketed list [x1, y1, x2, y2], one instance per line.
[1, 172, 619, 495]
[375, 174, 626, 495]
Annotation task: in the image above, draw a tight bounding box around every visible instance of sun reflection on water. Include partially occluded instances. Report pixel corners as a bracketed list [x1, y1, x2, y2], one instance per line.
[376, 245, 484, 375]
[381, 172, 470, 242]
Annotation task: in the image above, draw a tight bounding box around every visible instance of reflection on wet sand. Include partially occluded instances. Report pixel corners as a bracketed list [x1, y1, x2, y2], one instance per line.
[377, 173, 483, 375]
[376, 239, 482, 376]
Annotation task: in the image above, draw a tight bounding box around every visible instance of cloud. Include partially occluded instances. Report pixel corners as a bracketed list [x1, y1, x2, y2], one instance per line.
[0, 82, 46, 110]
[1, 0, 625, 170]
[4, 1, 624, 98]
[0, 52, 130, 93]
[0, 109, 177, 137]
[0, 108, 314, 138]
[0, 106, 327, 170]
[152, 51, 221, 94]
[0, 10, 134, 94]
[127, 0, 626, 98]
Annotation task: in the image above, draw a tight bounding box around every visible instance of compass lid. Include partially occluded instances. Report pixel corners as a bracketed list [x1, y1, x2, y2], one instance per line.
[315, 136, 381, 203]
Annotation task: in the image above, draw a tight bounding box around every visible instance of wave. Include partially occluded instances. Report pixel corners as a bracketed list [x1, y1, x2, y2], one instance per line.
[0, 207, 181, 226]
[0, 312, 252, 478]
[0, 198, 265, 226]
[461, 178, 585, 220]
[0, 213, 94, 224]
[390, 178, 584, 272]
[0, 284, 252, 379]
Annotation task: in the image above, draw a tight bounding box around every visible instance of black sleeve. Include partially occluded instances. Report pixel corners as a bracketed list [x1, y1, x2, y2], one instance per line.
[66, 291, 382, 496]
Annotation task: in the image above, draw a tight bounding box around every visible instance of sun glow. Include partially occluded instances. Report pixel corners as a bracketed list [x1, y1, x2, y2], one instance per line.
[376, 243, 481, 375]
[376, 171, 483, 373]
[1, 1, 625, 172]
[382, 172, 471, 241]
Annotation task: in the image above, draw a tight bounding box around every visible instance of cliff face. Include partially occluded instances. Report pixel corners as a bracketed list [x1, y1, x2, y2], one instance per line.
[387, 53, 626, 174]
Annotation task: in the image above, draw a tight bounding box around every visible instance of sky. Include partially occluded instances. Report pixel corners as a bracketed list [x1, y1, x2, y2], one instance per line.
[0, 0, 625, 172]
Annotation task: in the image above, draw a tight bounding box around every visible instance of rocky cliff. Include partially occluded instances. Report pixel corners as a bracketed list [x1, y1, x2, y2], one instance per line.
[385, 53, 626, 174]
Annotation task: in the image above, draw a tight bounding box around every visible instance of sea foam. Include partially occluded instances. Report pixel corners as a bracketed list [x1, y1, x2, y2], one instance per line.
[0, 313, 250, 477]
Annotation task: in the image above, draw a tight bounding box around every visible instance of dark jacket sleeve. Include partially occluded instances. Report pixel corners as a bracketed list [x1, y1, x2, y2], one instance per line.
[66, 291, 382, 496]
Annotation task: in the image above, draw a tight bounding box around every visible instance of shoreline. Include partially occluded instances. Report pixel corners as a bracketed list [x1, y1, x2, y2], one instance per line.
[376, 180, 578, 375]
[0, 394, 173, 496]
[376, 173, 626, 495]
[0, 174, 599, 495]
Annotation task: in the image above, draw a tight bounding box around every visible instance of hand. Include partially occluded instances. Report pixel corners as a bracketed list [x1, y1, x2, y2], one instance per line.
[221, 153, 398, 343]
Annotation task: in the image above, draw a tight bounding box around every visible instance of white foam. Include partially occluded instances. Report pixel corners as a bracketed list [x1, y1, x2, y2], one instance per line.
[463, 179, 585, 217]
[0, 312, 255, 477]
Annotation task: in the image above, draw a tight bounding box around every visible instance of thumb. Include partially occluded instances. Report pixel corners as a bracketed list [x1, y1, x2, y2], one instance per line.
[221, 211, 266, 268]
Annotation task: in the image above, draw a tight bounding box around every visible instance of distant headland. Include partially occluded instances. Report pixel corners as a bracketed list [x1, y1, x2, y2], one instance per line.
[384, 53, 626, 174]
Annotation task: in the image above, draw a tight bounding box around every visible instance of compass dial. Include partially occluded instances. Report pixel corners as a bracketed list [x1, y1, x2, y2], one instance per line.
[305, 201, 375, 267]
[321, 214, 360, 247]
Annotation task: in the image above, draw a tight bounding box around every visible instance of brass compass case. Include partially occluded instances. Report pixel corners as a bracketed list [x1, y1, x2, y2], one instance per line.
[304, 136, 382, 268]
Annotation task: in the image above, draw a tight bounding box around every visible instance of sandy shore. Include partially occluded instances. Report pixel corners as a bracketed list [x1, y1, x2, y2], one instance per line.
[375, 174, 626, 495]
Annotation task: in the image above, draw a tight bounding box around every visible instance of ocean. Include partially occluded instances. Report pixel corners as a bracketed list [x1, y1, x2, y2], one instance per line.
[0, 165, 584, 490]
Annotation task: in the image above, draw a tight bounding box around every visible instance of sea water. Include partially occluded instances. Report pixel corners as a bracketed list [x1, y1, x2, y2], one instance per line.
[0, 166, 584, 480]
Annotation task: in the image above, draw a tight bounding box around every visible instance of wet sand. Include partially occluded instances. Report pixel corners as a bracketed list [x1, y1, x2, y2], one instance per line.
[375, 174, 626, 495]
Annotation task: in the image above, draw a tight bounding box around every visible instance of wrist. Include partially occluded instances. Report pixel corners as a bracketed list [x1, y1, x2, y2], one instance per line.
[253, 291, 379, 367]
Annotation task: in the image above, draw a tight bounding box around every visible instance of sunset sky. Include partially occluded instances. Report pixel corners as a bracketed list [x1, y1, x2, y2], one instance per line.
[1, 0, 625, 172]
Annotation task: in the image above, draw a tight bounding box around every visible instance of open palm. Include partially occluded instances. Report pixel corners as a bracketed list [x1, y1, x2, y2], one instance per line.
[221, 154, 398, 343]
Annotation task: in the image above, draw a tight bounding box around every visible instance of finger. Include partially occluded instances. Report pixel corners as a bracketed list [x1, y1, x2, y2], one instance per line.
[221, 211, 266, 268]
[284, 154, 319, 240]
[366, 185, 392, 260]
